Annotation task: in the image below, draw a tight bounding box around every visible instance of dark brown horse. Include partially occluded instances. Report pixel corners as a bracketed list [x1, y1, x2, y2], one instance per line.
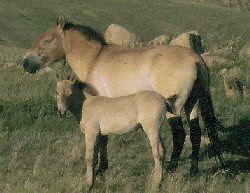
[23, 15, 224, 175]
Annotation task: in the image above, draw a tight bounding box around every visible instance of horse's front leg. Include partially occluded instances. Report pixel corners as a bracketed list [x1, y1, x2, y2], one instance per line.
[96, 134, 108, 175]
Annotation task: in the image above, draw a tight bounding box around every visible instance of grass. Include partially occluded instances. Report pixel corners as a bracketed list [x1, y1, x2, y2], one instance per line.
[1, 0, 250, 48]
[0, 0, 250, 192]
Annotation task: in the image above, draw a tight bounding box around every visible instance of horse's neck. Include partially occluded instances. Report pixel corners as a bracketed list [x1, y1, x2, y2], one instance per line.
[63, 33, 102, 82]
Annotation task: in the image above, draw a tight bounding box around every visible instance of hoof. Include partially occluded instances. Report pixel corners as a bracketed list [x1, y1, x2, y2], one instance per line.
[190, 166, 198, 176]
[83, 184, 92, 193]
[190, 159, 198, 175]
[217, 154, 226, 169]
[96, 168, 107, 176]
[96, 162, 108, 176]
[165, 161, 178, 173]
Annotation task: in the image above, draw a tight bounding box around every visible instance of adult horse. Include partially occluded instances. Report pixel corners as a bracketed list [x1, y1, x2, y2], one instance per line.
[23, 15, 224, 174]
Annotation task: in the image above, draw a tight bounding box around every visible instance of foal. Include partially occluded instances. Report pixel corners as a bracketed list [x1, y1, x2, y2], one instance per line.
[56, 75, 177, 192]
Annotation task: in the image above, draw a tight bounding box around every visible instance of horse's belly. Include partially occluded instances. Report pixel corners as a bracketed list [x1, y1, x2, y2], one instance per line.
[99, 73, 153, 97]
[111, 83, 153, 97]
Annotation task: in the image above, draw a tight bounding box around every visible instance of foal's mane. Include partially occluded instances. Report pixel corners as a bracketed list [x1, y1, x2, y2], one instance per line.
[62, 22, 107, 46]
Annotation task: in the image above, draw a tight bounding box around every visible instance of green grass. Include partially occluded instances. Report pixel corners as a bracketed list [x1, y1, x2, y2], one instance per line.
[1, 0, 250, 48]
[0, 1, 250, 192]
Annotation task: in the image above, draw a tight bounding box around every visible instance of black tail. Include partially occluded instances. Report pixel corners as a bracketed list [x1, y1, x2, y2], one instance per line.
[199, 90, 221, 138]
[197, 60, 225, 168]
[199, 82, 225, 168]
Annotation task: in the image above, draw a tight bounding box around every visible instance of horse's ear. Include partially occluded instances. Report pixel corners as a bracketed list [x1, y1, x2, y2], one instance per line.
[83, 90, 93, 99]
[55, 73, 61, 82]
[67, 75, 74, 82]
[57, 14, 66, 29]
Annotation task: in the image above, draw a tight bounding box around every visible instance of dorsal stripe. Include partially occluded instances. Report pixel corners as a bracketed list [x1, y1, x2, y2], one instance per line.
[63, 22, 107, 46]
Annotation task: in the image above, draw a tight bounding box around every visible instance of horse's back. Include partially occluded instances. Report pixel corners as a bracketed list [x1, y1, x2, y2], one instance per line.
[100, 45, 201, 64]
[97, 45, 202, 77]
[92, 45, 203, 98]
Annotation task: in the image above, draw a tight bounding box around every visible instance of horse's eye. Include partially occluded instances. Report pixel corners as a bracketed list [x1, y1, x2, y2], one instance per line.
[44, 36, 54, 44]
[38, 47, 43, 56]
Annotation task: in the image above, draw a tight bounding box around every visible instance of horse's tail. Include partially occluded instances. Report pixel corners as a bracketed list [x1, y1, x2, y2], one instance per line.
[199, 86, 221, 140]
[197, 61, 225, 167]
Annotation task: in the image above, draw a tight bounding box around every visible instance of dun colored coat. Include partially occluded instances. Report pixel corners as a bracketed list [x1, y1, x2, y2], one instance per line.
[23, 15, 224, 175]
[56, 76, 177, 192]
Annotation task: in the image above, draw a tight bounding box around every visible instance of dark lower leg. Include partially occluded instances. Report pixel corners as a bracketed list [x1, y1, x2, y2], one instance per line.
[168, 117, 186, 171]
[189, 118, 201, 173]
[97, 135, 108, 174]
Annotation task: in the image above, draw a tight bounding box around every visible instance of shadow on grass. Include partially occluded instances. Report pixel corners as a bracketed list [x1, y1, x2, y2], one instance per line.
[221, 118, 250, 157]
[197, 118, 250, 175]
[225, 158, 250, 174]
[220, 118, 250, 174]
[199, 158, 250, 175]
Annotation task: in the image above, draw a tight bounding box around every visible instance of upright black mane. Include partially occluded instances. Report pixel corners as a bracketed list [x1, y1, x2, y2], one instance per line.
[63, 22, 107, 46]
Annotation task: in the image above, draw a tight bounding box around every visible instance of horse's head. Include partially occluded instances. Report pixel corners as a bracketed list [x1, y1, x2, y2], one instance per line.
[56, 74, 85, 118]
[23, 15, 106, 74]
[23, 26, 65, 73]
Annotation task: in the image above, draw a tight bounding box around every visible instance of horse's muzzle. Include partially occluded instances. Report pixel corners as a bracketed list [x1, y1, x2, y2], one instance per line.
[22, 56, 41, 73]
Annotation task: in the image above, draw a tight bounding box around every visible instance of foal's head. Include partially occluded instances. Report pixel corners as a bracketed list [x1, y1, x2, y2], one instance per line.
[56, 74, 85, 120]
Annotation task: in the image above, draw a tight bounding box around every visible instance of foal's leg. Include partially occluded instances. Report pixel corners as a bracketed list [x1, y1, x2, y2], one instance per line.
[97, 135, 108, 175]
[84, 128, 99, 192]
[143, 123, 163, 192]
[185, 101, 201, 174]
[167, 115, 186, 172]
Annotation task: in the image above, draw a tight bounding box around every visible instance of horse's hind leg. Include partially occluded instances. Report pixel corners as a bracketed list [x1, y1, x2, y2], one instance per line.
[167, 115, 186, 172]
[185, 101, 201, 174]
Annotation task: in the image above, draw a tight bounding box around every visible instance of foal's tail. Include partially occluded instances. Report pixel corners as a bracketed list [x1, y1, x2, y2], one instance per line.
[197, 61, 225, 167]
[165, 94, 178, 115]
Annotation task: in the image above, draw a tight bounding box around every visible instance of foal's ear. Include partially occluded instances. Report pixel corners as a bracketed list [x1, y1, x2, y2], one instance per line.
[55, 73, 61, 82]
[57, 14, 66, 29]
[67, 75, 74, 82]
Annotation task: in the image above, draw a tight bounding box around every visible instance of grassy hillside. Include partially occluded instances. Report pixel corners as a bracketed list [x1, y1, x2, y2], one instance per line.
[1, 0, 250, 48]
[0, 1, 250, 193]
[190, 0, 250, 11]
